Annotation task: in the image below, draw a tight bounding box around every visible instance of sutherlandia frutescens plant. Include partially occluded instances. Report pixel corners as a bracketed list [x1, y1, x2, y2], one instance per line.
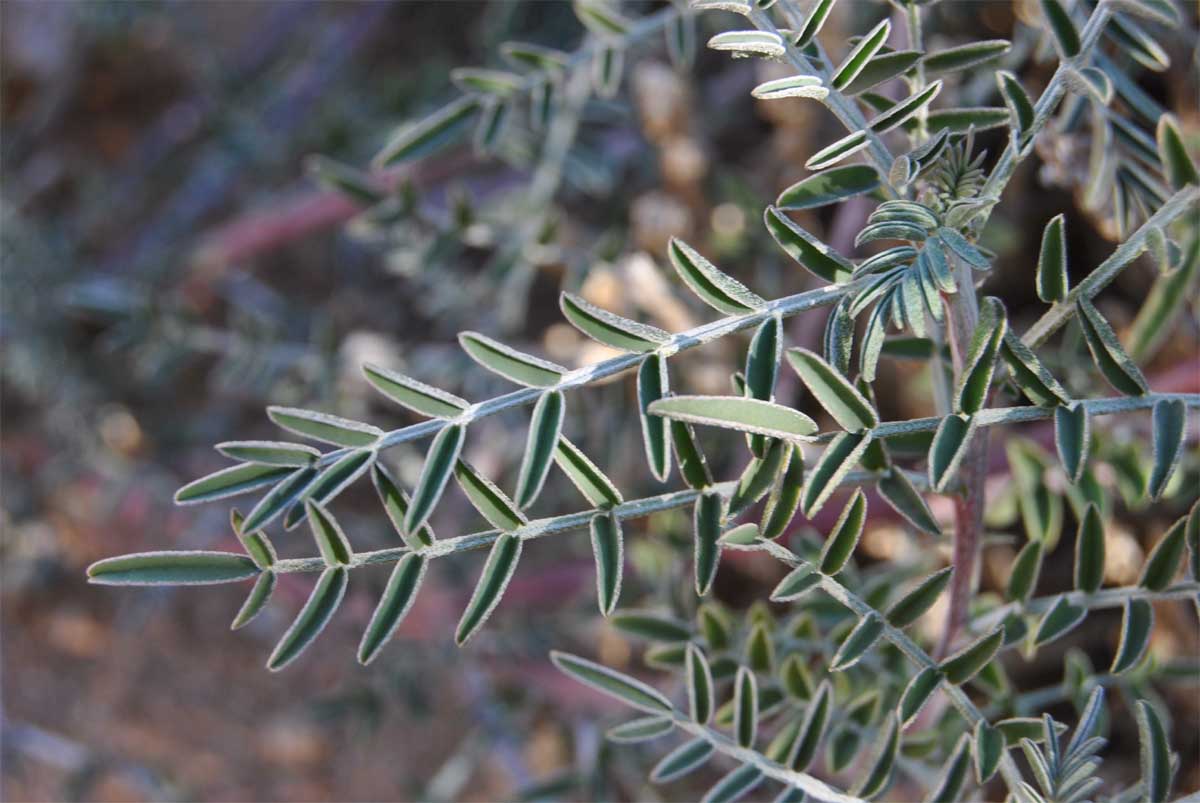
[89, 0, 1199, 800]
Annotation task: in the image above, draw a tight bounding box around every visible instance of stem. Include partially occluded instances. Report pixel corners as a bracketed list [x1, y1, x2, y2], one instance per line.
[903, 2, 929, 143]
[737, 539, 1028, 796]
[970, 581, 1200, 636]
[939, 256, 985, 657]
[979, 1, 1115, 205]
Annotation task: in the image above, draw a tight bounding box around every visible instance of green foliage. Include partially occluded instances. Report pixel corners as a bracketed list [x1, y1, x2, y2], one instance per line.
[89, 0, 1199, 799]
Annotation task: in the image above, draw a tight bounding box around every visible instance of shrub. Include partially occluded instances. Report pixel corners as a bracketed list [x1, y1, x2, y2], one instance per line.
[90, 0, 1198, 800]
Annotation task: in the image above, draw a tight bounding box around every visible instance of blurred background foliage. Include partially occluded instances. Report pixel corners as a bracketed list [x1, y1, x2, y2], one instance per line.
[1, 1, 1197, 801]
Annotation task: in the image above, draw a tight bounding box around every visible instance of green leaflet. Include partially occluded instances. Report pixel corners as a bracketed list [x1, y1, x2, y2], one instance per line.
[771, 564, 821, 602]
[1037, 214, 1069, 303]
[649, 395, 817, 441]
[515, 391, 565, 509]
[937, 227, 989, 268]
[831, 18, 891, 90]
[745, 316, 782, 457]
[592, 44, 623, 99]
[763, 206, 855, 283]
[1157, 115, 1199, 189]
[1054, 404, 1090, 484]
[899, 667, 942, 727]
[954, 297, 1007, 415]
[362, 363, 469, 419]
[702, 765, 764, 803]
[638, 354, 672, 482]
[358, 553, 427, 665]
[612, 611, 691, 642]
[745, 621, 774, 672]
[267, 566, 347, 671]
[459, 331, 566, 388]
[555, 436, 623, 508]
[242, 466, 318, 532]
[231, 571, 276, 630]
[499, 41, 568, 74]
[928, 414, 976, 492]
[175, 462, 295, 505]
[668, 238, 765, 314]
[1128, 235, 1200, 362]
[745, 315, 782, 403]
[707, 30, 785, 59]
[651, 738, 714, 783]
[1041, 0, 1080, 57]
[794, 0, 835, 46]
[1006, 540, 1043, 603]
[216, 440, 319, 467]
[474, 98, 508, 155]
[869, 82, 942, 134]
[996, 71, 1034, 137]
[590, 511, 623, 617]
[303, 448, 376, 511]
[819, 489, 867, 575]
[267, 406, 383, 448]
[780, 654, 814, 701]
[803, 432, 871, 517]
[729, 439, 789, 516]
[925, 107, 1010, 133]
[1074, 504, 1105, 593]
[1136, 700, 1175, 802]
[456, 532, 523, 645]
[1148, 399, 1186, 500]
[606, 716, 674, 743]
[855, 713, 900, 798]
[686, 644, 714, 725]
[843, 50, 922, 95]
[859, 297, 891, 382]
[560, 292, 670, 353]
[789, 680, 831, 770]
[405, 423, 466, 534]
[306, 155, 383, 206]
[231, 511, 276, 572]
[751, 75, 829, 101]
[666, 12, 696, 70]
[672, 420, 714, 490]
[831, 611, 883, 671]
[1110, 597, 1153, 674]
[1034, 595, 1087, 645]
[927, 734, 972, 803]
[87, 551, 260, 586]
[923, 40, 1010, 74]
[786, 348, 878, 432]
[573, 0, 629, 35]
[1001, 332, 1070, 407]
[887, 566, 953, 628]
[974, 721, 1004, 784]
[806, 130, 870, 170]
[551, 651, 674, 716]
[694, 490, 724, 596]
[762, 444, 804, 539]
[455, 459, 527, 532]
[823, 296, 854, 376]
[877, 468, 942, 536]
[372, 464, 435, 550]
[1139, 513, 1187, 591]
[306, 501, 353, 566]
[734, 667, 758, 747]
[940, 626, 1003, 684]
[373, 96, 480, 167]
[697, 604, 732, 651]
[1077, 299, 1148, 395]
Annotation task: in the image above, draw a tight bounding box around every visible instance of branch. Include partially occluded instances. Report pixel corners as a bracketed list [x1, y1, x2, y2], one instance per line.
[735, 539, 1028, 795]
[1020, 185, 1200, 348]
